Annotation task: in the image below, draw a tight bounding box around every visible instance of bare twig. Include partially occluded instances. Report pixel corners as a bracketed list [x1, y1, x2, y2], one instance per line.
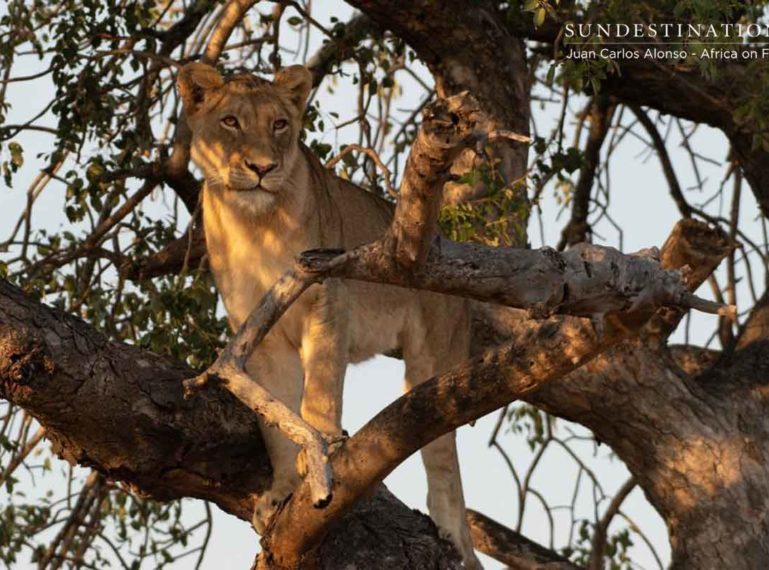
[588, 477, 636, 570]
[0, 425, 45, 488]
[325, 144, 397, 198]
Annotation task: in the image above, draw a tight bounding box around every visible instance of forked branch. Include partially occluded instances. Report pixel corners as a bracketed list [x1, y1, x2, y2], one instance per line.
[261, 219, 732, 568]
[183, 269, 336, 508]
[183, 92, 733, 561]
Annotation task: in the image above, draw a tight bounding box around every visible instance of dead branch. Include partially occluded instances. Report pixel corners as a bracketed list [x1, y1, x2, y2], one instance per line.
[643, 219, 733, 341]
[325, 144, 397, 198]
[558, 96, 614, 251]
[299, 237, 731, 321]
[385, 92, 523, 269]
[466, 509, 582, 569]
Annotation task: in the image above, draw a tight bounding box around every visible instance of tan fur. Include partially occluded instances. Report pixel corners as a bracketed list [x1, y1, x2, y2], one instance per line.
[179, 63, 481, 569]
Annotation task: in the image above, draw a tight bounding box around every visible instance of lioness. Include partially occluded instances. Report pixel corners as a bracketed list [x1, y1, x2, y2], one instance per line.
[178, 62, 481, 569]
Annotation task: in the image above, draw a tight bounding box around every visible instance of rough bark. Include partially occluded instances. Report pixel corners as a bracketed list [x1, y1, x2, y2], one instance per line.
[385, 92, 488, 268]
[298, 238, 724, 322]
[521, 222, 769, 567]
[0, 279, 463, 568]
[0, 279, 268, 520]
[527, 339, 769, 568]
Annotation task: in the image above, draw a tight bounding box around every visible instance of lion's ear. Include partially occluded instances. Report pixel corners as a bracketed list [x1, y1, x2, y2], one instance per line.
[177, 63, 224, 117]
[274, 65, 313, 113]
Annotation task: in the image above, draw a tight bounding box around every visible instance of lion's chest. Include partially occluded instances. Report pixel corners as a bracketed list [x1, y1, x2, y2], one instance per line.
[206, 217, 310, 338]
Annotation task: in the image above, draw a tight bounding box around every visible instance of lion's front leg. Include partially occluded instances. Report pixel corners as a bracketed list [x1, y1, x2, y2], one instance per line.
[299, 280, 349, 438]
[245, 341, 305, 534]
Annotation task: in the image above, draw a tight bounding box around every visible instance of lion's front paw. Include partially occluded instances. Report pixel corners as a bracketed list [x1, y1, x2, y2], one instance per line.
[251, 481, 296, 534]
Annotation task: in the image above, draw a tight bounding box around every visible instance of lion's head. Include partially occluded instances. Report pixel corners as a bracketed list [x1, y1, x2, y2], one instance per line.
[177, 63, 312, 214]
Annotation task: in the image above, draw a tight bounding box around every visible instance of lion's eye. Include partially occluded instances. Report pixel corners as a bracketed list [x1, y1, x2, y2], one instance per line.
[221, 115, 240, 129]
[273, 118, 288, 131]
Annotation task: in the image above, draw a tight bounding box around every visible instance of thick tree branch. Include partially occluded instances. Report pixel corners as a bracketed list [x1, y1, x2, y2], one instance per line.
[643, 219, 732, 341]
[299, 239, 729, 321]
[261, 221, 731, 567]
[513, 221, 769, 565]
[385, 92, 487, 268]
[0, 279, 268, 521]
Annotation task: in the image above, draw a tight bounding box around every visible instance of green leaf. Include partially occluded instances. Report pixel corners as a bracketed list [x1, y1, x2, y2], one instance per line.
[8, 142, 23, 168]
[546, 63, 556, 86]
[534, 7, 546, 27]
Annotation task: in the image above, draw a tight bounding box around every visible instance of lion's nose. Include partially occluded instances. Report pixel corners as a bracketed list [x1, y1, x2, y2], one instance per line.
[244, 158, 277, 177]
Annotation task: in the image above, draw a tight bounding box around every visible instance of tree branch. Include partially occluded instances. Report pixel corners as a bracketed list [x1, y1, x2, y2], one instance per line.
[588, 477, 636, 570]
[184, 269, 337, 508]
[0, 279, 268, 521]
[348, 0, 530, 244]
[385, 92, 489, 268]
[466, 509, 582, 569]
[643, 219, 733, 341]
[631, 106, 691, 219]
[202, 0, 258, 65]
[306, 13, 377, 87]
[558, 96, 614, 250]
[261, 219, 731, 568]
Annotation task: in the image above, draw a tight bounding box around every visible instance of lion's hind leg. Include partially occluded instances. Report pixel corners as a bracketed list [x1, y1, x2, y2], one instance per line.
[402, 298, 481, 570]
